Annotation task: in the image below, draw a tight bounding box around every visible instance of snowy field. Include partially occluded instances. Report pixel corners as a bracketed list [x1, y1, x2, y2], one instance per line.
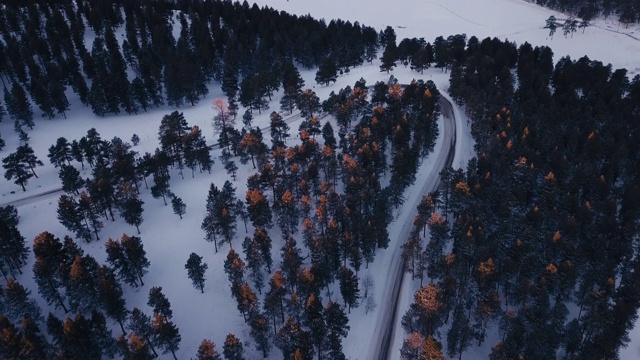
[254, 0, 640, 75]
[2, 0, 640, 359]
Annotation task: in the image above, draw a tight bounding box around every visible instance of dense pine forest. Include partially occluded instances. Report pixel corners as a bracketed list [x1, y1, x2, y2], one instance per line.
[2, 0, 640, 359]
[530, 0, 640, 23]
[0, 0, 378, 144]
[399, 36, 640, 359]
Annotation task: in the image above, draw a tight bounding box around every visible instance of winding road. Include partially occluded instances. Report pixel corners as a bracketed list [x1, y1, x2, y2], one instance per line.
[2, 94, 459, 360]
[373, 94, 457, 360]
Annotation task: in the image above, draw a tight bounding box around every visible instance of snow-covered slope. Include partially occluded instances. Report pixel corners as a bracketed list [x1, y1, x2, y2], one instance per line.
[253, 0, 640, 74]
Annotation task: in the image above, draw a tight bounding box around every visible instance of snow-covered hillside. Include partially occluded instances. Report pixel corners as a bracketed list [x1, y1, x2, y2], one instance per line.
[254, 0, 640, 74]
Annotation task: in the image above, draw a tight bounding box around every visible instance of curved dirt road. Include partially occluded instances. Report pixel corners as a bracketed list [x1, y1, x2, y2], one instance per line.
[373, 94, 457, 360]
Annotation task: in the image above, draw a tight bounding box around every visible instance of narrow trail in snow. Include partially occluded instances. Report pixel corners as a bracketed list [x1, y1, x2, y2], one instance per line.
[0, 187, 64, 207]
[426, 2, 490, 27]
[375, 95, 458, 360]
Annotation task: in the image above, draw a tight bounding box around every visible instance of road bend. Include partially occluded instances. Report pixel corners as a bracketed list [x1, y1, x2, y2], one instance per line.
[374, 95, 457, 360]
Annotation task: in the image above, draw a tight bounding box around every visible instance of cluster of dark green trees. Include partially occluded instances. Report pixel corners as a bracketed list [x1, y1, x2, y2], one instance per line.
[2, 143, 44, 192]
[533, 0, 640, 24]
[194, 71, 442, 358]
[0, 205, 28, 282]
[1, 227, 225, 359]
[52, 113, 208, 241]
[400, 34, 640, 360]
[53, 128, 146, 240]
[0, 0, 378, 146]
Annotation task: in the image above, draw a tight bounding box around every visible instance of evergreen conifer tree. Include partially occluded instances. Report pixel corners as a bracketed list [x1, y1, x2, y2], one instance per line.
[128, 308, 159, 357]
[4, 279, 43, 323]
[197, 339, 222, 360]
[185, 252, 208, 293]
[151, 313, 181, 360]
[324, 301, 350, 360]
[5, 82, 34, 130]
[148, 287, 173, 320]
[59, 165, 84, 194]
[32, 232, 68, 313]
[97, 265, 129, 335]
[58, 194, 92, 242]
[315, 57, 338, 86]
[171, 195, 186, 219]
[105, 234, 150, 287]
[223, 333, 244, 360]
[338, 266, 360, 313]
[66, 254, 103, 313]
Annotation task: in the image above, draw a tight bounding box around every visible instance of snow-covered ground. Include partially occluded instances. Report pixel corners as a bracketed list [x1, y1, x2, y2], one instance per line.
[254, 0, 640, 75]
[3, 0, 640, 359]
[0, 54, 465, 359]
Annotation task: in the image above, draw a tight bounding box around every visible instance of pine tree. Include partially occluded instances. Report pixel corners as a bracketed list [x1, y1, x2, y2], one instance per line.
[224, 248, 245, 293]
[128, 309, 159, 358]
[254, 227, 273, 273]
[117, 333, 155, 360]
[324, 301, 350, 360]
[59, 164, 84, 194]
[47, 311, 117, 359]
[422, 335, 445, 360]
[197, 339, 222, 360]
[249, 311, 272, 358]
[218, 180, 238, 248]
[78, 191, 103, 241]
[246, 189, 273, 228]
[148, 287, 173, 320]
[202, 183, 222, 252]
[270, 111, 290, 150]
[304, 293, 327, 358]
[400, 332, 424, 360]
[0, 205, 28, 279]
[315, 56, 338, 86]
[151, 164, 171, 205]
[106, 234, 150, 287]
[171, 195, 187, 219]
[3, 144, 43, 192]
[238, 131, 267, 169]
[58, 194, 91, 242]
[379, 42, 397, 73]
[243, 235, 265, 294]
[158, 111, 189, 170]
[0, 314, 49, 359]
[275, 317, 313, 360]
[281, 237, 303, 292]
[338, 266, 360, 313]
[66, 254, 101, 313]
[151, 313, 181, 360]
[446, 303, 473, 360]
[71, 139, 85, 169]
[185, 252, 208, 293]
[223, 333, 244, 360]
[264, 271, 287, 334]
[48, 137, 73, 168]
[5, 82, 34, 130]
[296, 89, 321, 120]
[212, 98, 235, 152]
[120, 194, 144, 234]
[221, 149, 238, 181]
[4, 279, 43, 323]
[97, 265, 129, 335]
[32, 232, 68, 313]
